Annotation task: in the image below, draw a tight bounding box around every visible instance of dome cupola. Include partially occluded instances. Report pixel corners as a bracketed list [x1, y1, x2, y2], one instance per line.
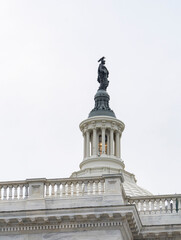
[72, 57, 125, 177]
[71, 57, 152, 197]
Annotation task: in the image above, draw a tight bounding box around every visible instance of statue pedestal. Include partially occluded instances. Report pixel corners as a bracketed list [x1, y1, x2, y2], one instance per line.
[89, 90, 116, 118]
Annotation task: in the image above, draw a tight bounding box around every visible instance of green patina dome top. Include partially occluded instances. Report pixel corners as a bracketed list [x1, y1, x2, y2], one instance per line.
[88, 90, 116, 118]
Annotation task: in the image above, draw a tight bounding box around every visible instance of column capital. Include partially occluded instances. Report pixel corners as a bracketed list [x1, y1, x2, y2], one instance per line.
[115, 129, 122, 135]
[111, 121, 115, 127]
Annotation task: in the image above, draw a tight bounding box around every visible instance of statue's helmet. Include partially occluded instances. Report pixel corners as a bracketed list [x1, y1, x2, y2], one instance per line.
[98, 56, 105, 63]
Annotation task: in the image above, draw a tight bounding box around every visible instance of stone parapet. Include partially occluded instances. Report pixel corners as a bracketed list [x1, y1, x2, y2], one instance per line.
[0, 176, 181, 239]
[0, 174, 125, 209]
[127, 194, 181, 215]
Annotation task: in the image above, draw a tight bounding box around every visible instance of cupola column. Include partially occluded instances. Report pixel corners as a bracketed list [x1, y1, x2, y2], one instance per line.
[92, 128, 97, 156]
[120, 132, 122, 157]
[110, 129, 114, 156]
[116, 131, 120, 158]
[83, 133, 86, 158]
[107, 131, 110, 155]
[102, 127, 106, 154]
[86, 131, 90, 157]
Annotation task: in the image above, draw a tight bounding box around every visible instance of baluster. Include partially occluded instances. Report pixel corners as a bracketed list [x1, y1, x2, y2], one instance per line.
[94, 180, 99, 195]
[100, 180, 105, 194]
[140, 200, 144, 215]
[150, 199, 155, 214]
[89, 181, 93, 195]
[51, 183, 55, 196]
[179, 198, 181, 212]
[83, 181, 88, 195]
[145, 199, 150, 214]
[167, 198, 171, 213]
[77, 181, 82, 196]
[87, 181, 90, 195]
[25, 184, 29, 198]
[164, 199, 168, 213]
[67, 182, 72, 196]
[9, 185, 13, 200]
[45, 183, 49, 197]
[19, 185, 23, 199]
[161, 198, 166, 213]
[171, 199, 174, 213]
[0, 186, 2, 200]
[14, 185, 18, 199]
[56, 183, 60, 197]
[156, 199, 161, 214]
[73, 181, 77, 196]
[177, 198, 181, 213]
[175, 198, 179, 213]
[62, 182, 66, 197]
[134, 200, 139, 212]
[3, 186, 7, 200]
[172, 198, 176, 213]
[153, 199, 157, 213]
[170, 201, 173, 213]
[98, 181, 101, 194]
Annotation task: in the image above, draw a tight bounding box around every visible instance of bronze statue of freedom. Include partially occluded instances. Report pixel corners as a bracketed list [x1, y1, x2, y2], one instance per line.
[97, 57, 109, 91]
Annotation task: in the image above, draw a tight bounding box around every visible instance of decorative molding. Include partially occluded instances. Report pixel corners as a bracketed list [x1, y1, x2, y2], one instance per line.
[0, 219, 123, 234]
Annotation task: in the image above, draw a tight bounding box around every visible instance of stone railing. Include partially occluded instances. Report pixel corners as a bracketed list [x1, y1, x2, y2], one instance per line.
[0, 174, 124, 200]
[0, 180, 28, 200]
[44, 177, 105, 197]
[1, 176, 180, 217]
[127, 195, 181, 215]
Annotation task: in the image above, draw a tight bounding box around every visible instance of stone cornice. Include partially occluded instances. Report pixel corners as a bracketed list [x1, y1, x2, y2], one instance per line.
[0, 203, 181, 238]
[0, 205, 140, 236]
[80, 116, 125, 133]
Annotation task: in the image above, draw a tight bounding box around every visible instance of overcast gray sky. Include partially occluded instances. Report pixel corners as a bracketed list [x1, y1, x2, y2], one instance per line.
[0, 0, 180, 195]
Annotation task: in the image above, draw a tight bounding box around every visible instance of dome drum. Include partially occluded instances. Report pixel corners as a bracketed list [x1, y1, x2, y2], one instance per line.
[79, 116, 125, 173]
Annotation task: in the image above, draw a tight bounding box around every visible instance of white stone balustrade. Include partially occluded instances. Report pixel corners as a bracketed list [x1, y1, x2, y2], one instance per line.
[0, 181, 29, 200]
[1, 177, 180, 217]
[0, 174, 123, 201]
[127, 195, 181, 215]
[44, 177, 106, 197]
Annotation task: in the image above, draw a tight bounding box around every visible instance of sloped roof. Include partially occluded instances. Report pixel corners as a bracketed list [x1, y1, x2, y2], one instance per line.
[123, 181, 152, 197]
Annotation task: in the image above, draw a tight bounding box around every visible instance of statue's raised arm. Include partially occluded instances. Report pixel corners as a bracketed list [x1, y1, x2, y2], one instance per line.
[97, 57, 109, 91]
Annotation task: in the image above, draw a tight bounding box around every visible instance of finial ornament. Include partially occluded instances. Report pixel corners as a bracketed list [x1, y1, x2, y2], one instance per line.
[97, 57, 109, 91]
